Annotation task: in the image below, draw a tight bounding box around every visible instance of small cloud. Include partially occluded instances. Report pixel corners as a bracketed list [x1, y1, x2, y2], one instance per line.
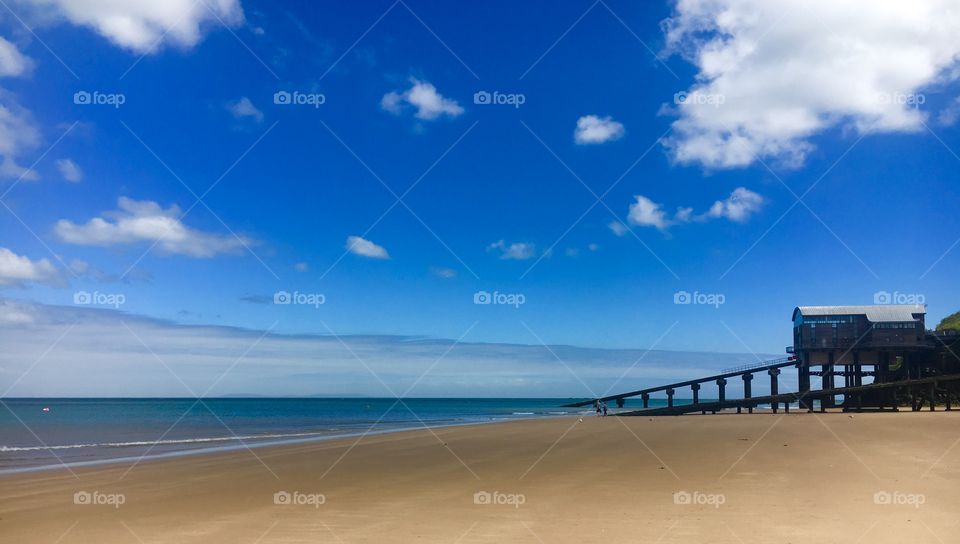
[55, 197, 253, 257]
[68, 259, 89, 274]
[0, 37, 32, 77]
[240, 294, 273, 305]
[628, 195, 672, 230]
[294, 262, 309, 272]
[608, 221, 628, 237]
[938, 97, 960, 126]
[588, 243, 599, 251]
[0, 299, 35, 324]
[0, 91, 41, 181]
[430, 266, 456, 279]
[226, 97, 264, 123]
[574, 115, 625, 145]
[0, 247, 60, 287]
[564, 248, 579, 257]
[381, 78, 463, 121]
[346, 235, 389, 259]
[703, 187, 764, 222]
[487, 240, 536, 260]
[56, 158, 82, 182]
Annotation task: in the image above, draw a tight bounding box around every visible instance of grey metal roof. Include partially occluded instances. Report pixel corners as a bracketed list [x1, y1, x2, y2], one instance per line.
[794, 305, 925, 323]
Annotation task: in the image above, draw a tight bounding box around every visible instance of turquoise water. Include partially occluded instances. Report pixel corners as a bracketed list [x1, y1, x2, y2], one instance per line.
[1, 398, 649, 473]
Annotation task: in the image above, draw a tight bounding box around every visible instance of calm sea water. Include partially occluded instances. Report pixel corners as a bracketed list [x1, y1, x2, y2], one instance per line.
[0, 398, 663, 474]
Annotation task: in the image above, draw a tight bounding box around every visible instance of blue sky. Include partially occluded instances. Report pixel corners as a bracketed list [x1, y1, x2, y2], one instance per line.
[0, 0, 959, 395]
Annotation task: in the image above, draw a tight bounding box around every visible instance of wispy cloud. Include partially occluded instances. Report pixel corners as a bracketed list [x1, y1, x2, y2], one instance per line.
[54, 197, 253, 257]
[0, 299, 780, 397]
[226, 97, 264, 123]
[625, 187, 764, 231]
[0, 37, 32, 77]
[27, 0, 245, 53]
[55, 158, 82, 182]
[487, 240, 537, 260]
[0, 91, 41, 180]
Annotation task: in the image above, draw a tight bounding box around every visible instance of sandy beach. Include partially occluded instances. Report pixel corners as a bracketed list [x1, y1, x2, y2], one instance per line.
[1, 412, 958, 543]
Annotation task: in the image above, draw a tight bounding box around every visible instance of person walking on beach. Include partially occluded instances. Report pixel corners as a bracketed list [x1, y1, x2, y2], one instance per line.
[602, 402, 608, 417]
[595, 400, 602, 417]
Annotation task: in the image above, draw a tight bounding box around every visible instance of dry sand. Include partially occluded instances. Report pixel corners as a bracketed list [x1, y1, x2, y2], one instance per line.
[1, 411, 959, 543]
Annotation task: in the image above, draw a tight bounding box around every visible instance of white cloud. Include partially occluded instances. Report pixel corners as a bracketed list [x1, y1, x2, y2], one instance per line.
[608, 221, 628, 237]
[624, 187, 764, 231]
[0, 247, 60, 286]
[294, 262, 309, 272]
[628, 195, 672, 230]
[0, 37, 32, 77]
[704, 187, 764, 222]
[346, 235, 389, 259]
[381, 78, 463, 121]
[662, 0, 960, 168]
[574, 115, 625, 144]
[54, 197, 252, 257]
[938, 97, 960, 126]
[430, 266, 456, 279]
[0, 93, 41, 180]
[226, 97, 263, 123]
[487, 240, 537, 260]
[0, 299, 35, 324]
[55, 158, 82, 182]
[26, 0, 244, 54]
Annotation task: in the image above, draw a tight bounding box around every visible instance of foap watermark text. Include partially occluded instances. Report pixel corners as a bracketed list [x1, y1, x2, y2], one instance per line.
[274, 290, 325, 308]
[674, 290, 725, 308]
[873, 291, 925, 305]
[74, 490, 125, 508]
[274, 90, 325, 108]
[474, 90, 526, 108]
[474, 490, 525, 508]
[74, 290, 126, 308]
[873, 490, 925, 508]
[474, 290, 525, 308]
[673, 490, 725, 508]
[674, 90, 724, 108]
[74, 91, 125, 108]
[274, 490, 326, 508]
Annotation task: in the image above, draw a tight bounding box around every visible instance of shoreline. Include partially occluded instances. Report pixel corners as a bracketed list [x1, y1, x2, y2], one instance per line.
[0, 414, 577, 477]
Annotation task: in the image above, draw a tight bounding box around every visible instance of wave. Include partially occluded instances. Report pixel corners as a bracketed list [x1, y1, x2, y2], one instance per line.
[0, 430, 338, 453]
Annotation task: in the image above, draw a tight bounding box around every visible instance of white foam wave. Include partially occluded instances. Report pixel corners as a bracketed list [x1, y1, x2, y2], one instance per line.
[0, 430, 334, 453]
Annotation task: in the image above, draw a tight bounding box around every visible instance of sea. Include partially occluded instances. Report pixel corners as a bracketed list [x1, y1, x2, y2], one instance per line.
[0, 398, 673, 474]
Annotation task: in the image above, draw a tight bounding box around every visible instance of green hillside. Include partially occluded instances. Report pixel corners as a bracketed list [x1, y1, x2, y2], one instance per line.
[936, 311, 960, 332]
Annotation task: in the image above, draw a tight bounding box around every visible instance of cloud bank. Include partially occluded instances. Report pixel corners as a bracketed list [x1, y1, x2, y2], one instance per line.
[0, 299, 780, 397]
